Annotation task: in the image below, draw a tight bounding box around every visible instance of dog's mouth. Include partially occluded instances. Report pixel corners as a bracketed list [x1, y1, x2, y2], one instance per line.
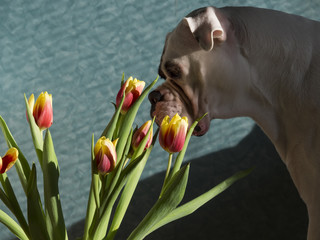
[149, 89, 210, 136]
[192, 117, 210, 136]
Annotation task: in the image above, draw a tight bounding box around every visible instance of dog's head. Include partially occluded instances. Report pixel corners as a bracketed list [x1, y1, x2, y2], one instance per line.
[149, 7, 235, 136]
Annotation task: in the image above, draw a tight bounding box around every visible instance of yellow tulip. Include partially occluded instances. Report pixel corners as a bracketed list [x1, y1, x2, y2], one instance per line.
[116, 76, 145, 114]
[94, 137, 118, 175]
[159, 114, 188, 153]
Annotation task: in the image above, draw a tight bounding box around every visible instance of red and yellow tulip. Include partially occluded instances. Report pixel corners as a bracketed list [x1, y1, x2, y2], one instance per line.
[94, 137, 118, 175]
[0, 148, 19, 174]
[28, 92, 53, 130]
[116, 77, 145, 114]
[159, 114, 188, 153]
[132, 120, 153, 151]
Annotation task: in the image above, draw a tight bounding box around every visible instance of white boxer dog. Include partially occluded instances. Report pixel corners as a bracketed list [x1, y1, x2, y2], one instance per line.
[149, 6, 320, 240]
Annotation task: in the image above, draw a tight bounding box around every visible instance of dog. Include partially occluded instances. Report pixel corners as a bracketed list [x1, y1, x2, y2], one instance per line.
[149, 6, 320, 240]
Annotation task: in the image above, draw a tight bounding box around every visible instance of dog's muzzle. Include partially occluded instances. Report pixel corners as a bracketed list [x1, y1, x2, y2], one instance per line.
[148, 90, 207, 136]
[148, 90, 162, 118]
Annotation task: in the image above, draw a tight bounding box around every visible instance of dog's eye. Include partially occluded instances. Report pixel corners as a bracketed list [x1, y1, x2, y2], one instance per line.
[164, 61, 182, 79]
[158, 66, 166, 79]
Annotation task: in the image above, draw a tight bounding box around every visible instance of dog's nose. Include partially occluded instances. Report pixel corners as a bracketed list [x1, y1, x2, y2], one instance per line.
[148, 90, 162, 104]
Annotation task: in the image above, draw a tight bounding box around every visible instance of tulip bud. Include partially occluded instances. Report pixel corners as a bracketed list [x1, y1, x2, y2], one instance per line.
[94, 137, 118, 175]
[116, 76, 145, 114]
[132, 120, 153, 151]
[0, 148, 19, 174]
[159, 114, 188, 153]
[28, 92, 53, 130]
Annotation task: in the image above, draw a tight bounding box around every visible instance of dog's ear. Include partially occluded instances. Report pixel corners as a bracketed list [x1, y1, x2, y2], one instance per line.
[184, 7, 226, 51]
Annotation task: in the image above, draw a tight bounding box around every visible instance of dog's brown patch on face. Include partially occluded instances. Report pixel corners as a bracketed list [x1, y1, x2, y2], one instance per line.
[152, 100, 183, 126]
[150, 85, 184, 125]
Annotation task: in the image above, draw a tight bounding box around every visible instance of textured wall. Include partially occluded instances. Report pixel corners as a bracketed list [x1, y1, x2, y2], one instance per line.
[0, 0, 319, 239]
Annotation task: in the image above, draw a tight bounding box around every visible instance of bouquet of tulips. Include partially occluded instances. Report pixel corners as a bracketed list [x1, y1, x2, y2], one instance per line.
[0, 74, 252, 240]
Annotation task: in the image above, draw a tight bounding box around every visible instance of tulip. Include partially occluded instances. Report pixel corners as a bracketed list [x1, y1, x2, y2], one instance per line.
[132, 120, 153, 151]
[0, 148, 19, 174]
[116, 76, 145, 114]
[94, 137, 118, 175]
[159, 113, 188, 153]
[28, 92, 53, 130]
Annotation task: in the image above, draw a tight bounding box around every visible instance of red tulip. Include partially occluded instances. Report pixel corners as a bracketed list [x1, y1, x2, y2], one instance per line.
[116, 77, 145, 114]
[0, 148, 19, 174]
[159, 114, 188, 153]
[94, 137, 118, 175]
[28, 92, 53, 130]
[132, 120, 153, 151]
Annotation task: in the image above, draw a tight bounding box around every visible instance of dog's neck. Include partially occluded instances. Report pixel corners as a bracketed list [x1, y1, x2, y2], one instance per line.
[217, 7, 320, 163]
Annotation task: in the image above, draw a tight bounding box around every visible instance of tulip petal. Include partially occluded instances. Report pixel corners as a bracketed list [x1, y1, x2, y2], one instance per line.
[28, 94, 35, 111]
[159, 116, 170, 151]
[31, 92, 53, 130]
[36, 101, 53, 130]
[132, 120, 153, 150]
[0, 148, 19, 174]
[167, 126, 187, 153]
[159, 114, 188, 153]
[116, 77, 146, 114]
[94, 137, 117, 175]
[97, 152, 111, 174]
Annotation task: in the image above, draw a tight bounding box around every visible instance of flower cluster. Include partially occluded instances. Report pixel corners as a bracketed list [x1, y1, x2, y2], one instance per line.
[0, 74, 250, 240]
[95, 76, 187, 176]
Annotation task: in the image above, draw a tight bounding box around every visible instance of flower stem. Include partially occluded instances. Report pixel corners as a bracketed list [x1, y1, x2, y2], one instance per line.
[159, 153, 173, 198]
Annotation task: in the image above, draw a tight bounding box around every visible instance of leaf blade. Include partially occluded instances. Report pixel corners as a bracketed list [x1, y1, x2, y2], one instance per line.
[42, 130, 68, 240]
[147, 168, 254, 235]
[127, 164, 190, 240]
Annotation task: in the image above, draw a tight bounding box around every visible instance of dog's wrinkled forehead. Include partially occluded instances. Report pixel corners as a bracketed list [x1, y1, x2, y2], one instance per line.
[158, 21, 200, 79]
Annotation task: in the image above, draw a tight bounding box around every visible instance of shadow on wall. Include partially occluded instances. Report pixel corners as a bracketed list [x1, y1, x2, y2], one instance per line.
[68, 125, 308, 240]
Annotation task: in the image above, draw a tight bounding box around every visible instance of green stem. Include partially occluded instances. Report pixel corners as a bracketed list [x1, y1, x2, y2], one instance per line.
[159, 153, 173, 198]
[83, 134, 99, 240]
[113, 113, 124, 140]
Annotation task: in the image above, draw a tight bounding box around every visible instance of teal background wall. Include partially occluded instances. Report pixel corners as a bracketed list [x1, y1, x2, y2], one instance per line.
[0, 0, 319, 239]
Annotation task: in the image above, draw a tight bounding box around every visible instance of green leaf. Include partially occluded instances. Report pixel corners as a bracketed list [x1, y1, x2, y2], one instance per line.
[0, 173, 30, 238]
[120, 72, 125, 87]
[24, 94, 44, 168]
[27, 163, 50, 240]
[104, 127, 133, 199]
[90, 147, 153, 240]
[146, 168, 254, 235]
[0, 188, 12, 210]
[0, 209, 29, 240]
[106, 119, 155, 240]
[127, 164, 190, 240]
[169, 113, 208, 179]
[100, 93, 125, 139]
[42, 130, 68, 240]
[0, 115, 30, 194]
